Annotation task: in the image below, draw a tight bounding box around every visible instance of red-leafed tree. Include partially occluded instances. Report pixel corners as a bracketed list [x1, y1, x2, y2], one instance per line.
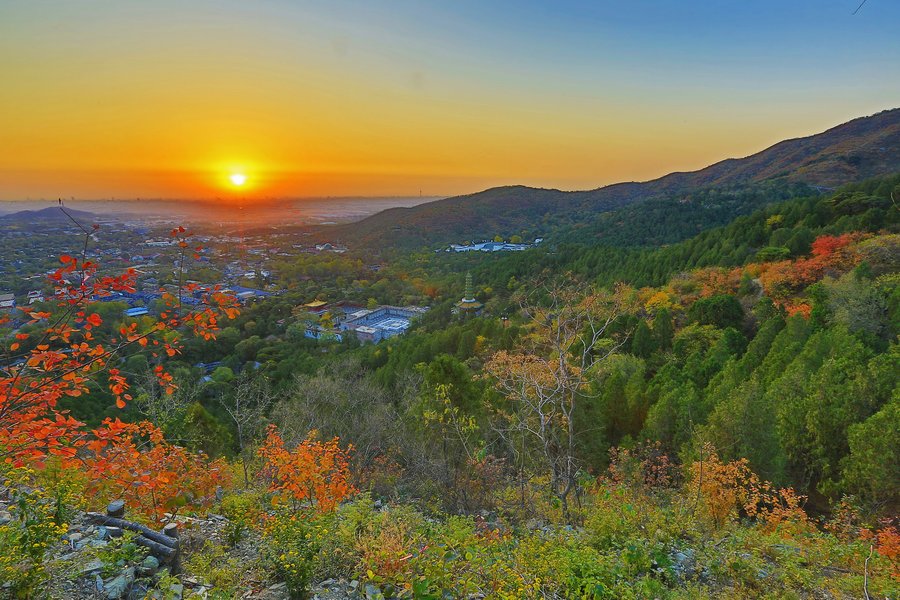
[258, 424, 355, 513]
[757, 233, 866, 305]
[84, 418, 232, 523]
[0, 211, 239, 466]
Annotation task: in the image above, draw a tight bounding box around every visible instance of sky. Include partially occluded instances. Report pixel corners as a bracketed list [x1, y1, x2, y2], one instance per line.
[1, 0, 898, 200]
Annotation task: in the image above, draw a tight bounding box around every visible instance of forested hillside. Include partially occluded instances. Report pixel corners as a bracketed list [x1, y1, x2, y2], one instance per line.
[2, 176, 898, 599]
[329, 109, 900, 250]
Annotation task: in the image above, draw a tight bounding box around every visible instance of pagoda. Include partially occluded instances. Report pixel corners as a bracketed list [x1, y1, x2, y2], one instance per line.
[456, 272, 483, 317]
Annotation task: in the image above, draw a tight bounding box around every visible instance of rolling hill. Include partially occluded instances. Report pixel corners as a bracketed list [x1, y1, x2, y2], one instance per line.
[330, 108, 900, 249]
[0, 206, 98, 225]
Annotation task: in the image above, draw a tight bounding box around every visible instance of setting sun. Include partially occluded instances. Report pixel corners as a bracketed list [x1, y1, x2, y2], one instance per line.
[229, 173, 247, 187]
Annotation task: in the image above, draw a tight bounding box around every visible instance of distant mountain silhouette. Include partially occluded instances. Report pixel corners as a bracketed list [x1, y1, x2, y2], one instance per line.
[0, 206, 97, 224]
[334, 108, 900, 248]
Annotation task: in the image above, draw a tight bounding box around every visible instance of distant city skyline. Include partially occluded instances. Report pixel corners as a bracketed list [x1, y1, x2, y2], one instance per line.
[2, 0, 898, 200]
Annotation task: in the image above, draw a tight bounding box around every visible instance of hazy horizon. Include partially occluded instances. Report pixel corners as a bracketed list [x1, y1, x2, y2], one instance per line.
[0, 195, 443, 226]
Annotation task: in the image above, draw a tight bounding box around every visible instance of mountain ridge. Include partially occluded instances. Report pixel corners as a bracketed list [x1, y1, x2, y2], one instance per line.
[331, 108, 900, 249]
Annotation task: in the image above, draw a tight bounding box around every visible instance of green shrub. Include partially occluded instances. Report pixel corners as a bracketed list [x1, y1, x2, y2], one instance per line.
[0, 471, 72, 597]
[184, 540, 259, 597]
[261, 511, 319, 599]
[92, 531, 147, 577]
[218, 490, 264, 546]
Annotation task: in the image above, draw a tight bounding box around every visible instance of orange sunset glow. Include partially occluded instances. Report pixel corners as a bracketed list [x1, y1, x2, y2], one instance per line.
[1, 2, 898, 200]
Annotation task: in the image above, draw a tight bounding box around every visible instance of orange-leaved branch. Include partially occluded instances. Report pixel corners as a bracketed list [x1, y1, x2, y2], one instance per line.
[258, 424, 355, 512]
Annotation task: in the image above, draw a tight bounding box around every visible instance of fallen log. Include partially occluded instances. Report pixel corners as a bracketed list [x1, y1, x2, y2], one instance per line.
[134, 535, 177, 559]
[84, 513, 178, 549]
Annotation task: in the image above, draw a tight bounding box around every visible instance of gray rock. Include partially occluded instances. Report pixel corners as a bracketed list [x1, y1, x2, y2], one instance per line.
[79, 559, 104, 576]
[138, 555, 160, 576]
[0, 511, 11, 526]
[95, 574, 105, 593]
[68, 532, 84, 543]
[349, 580, 359, 591]
[364, 583, 384, 600]
[105, 566, 135, 600]
[127, 582, 151, 600]
[107, 499, 126, 518]
[168, 583, 184, 600]
[670, 548, 697, 579]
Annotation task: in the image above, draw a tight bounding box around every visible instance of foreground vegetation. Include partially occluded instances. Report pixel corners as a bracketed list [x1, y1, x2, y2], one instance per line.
[1, 176, 898, 598]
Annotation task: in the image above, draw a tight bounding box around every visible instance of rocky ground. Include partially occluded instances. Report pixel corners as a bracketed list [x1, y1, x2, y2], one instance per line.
[11, 505, 372, 599]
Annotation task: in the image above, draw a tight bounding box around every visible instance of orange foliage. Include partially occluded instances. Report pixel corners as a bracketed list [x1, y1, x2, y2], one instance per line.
[693, 268, 733, 298]
[84, 419, 231, 523]
[689, 444, 809, 534]
[784, 302, 812, 319]
[756, 233, 866, 303]
[0, 230, 239, 465]
[810, 233, 859, 258]
[862, 525, 900, 582]
[258, 425, 355, 512]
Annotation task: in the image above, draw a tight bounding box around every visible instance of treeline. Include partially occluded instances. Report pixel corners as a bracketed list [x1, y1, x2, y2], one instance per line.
[565, 181, 813, 247]
[475, 174, 900, 289]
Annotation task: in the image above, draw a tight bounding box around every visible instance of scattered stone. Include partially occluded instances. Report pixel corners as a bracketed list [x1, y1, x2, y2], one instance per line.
[138, 555, 160, 576]
[78, 559, 104, 576]
[773, 544, 801, 555]
[128, 582, 151, 600]
[348, 580, 359, 591]
[364, 583, 384, 600]
[0, 511, 11, 526]
[104, 566, 134, 599]
[670, 548, 697, 579]
[106, 500, 126, 518]
[68, 532, 84, 543]
[168, 583, 184, 600]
